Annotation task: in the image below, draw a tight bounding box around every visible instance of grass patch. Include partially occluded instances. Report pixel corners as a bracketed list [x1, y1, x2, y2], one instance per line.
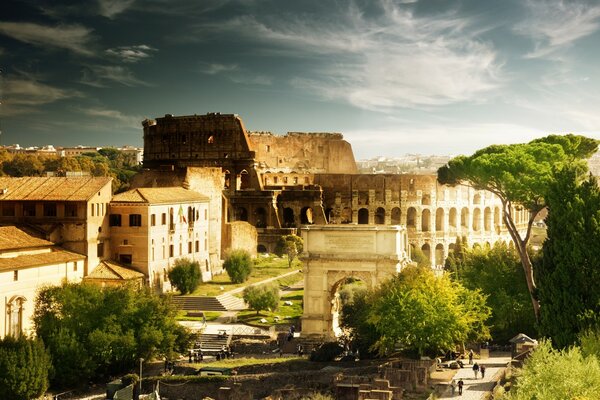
[237, 290, 304, 327]
[190, 255, 302, 297]
[175, 310, 221, 321]
[198, 356, 302, 369]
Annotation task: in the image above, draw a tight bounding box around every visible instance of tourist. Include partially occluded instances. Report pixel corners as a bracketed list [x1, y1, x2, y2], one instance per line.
[450, 379, 456, 396]
[458, 379, 464, 395]
[468, 349, 474, 365]
[480, 365, 486, 379]
[473, 362, 479, 379]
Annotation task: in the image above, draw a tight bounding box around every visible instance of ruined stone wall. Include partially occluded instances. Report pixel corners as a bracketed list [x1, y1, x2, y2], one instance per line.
[223, 221, 258, 257]
[314, 173, 526, 267]
[249, 132, 357, 174]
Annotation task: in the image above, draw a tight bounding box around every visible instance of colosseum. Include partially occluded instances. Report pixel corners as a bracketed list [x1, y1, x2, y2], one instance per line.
[139, 112, 525, 268]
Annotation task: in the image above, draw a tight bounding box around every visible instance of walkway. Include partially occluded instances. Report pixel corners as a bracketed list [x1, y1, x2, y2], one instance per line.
[438, 353, 511, 399]
[222, 268, 301, 296]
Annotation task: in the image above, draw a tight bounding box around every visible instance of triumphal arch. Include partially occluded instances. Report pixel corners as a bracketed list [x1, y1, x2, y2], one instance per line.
[300, 225, 412, 338]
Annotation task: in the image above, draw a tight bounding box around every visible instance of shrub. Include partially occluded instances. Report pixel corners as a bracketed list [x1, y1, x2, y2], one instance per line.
[243, 284, 280, 315]
[309, 342, 344, 362]
[168, 258, 201, 294]
[274, 235, 304, 268]
[0, 336, 51, 400]
[224, 249, 253, 283]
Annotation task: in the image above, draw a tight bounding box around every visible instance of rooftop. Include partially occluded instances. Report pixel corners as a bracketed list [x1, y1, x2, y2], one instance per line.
[0, 226, 53, 251]
[0, 177, 112, 201]
[0, 248, 85, 272]
[111, 187, 209, 204]
[85, 260, 145, 281]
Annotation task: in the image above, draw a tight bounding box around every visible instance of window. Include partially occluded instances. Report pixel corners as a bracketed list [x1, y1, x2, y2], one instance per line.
[204, 209, 208, 220]
[195, 240, 200, 252]
[91, 203, 95, 216]
[109, 214, 122, 227]
[13, 270, 18, 281]
[97, 242, 104, 257]
[43, 203, 57, 217]
[204, 238, 208, 251]
[73, 262, 78, 272]
[274, 177, 278, 184]
[65, 203, 77, 218]
[2, 203, 15, 217]
[151, 214, 156, 226]
[293, 177, 298, 185]
[169, 245, 174, 258]
[283, 176, 288, 184]
[119, 254, 132, 264]
[129, 214, 142, 227]
[161, 213, 167, 225]
[23, 203, 36, 217]
[266, 145, 271, 152]
[188, 242, 192, 254]
[7, 297, 24, 337]
[208, 135, 214, 144]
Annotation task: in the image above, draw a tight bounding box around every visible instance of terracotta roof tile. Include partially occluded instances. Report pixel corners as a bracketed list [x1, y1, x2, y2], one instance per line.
[85, 260, 145, 280]
[112, 187, 209, 204]
[0, 248, 85, 271]
[0, 177, 112, 201]
[0, 226, 53, 251]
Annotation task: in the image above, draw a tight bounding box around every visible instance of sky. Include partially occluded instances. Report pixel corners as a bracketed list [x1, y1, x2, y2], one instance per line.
[1, 0, 600, 159]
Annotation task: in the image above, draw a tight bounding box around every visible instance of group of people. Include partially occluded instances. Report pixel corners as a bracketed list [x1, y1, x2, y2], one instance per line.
[449, 349, 487, 396]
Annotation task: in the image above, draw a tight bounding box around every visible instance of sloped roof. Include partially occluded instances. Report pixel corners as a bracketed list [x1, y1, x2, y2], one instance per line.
[85, 260, 145, 281]
[0, 226, 53, 251]
[111, 187, 209, 204]
[0, 248, 85, 271]
[0, 177, 112, 201]
[509, 333, 537, 344]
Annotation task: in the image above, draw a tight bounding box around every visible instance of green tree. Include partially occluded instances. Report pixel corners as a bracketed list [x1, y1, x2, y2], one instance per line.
[3, 153, 45, 176]
[501, 340, 600, 400]
[168, 258, 201, 294]
[340, 288, 380, 359]
[242, 283, 280, 315]
[438, 134, 598, 320]
[538, 167, 600, 348]
[274, 235, 304, 268]
[456, 242, 536, 343]
[410, 245, 431, 269]
[34, 282, 191, 387]
[368, 266, 491, 357]
[223, 249, 253, 283]
[0, 336, 51, 400]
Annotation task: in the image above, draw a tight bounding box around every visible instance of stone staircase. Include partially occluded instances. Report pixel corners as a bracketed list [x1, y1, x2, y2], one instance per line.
[195, 333, 231, 353]
[172, 294, 247, 312]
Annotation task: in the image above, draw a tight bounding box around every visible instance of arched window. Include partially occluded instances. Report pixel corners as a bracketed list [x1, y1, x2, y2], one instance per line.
[484, 207, 492, 231]
[255, 207, 267, 228]
[375, 207, 385, 224]
[435, 208, 444, 231]
[473, 208, 481, 231]
[421, 243, 431, 262]
[421, 209, 431, 232]
[6, 296, 25, 337]
[391, 207, 401, 225]
[435, 243, 444, 266]
[300, 207, 314, 224]
[208, 135, 214, 144]
[449, 208, 457, 228]
[358, 208, 369, 224]
[407, 207, 417, 228]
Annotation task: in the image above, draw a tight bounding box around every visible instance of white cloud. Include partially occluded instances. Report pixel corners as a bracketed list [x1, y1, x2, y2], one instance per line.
[201, 2, 501, 110]
[98, 0, 135, 18]
[105, 44, 157, 63]
[2, 75, 82, 115]
[515, 0, 600, 58]
[199, 62, 272, 85]
[80, 107, 142, 129]
[199, 63, 239, 75]
[0, 22, 95, 56]
[81, 65, 149, 87]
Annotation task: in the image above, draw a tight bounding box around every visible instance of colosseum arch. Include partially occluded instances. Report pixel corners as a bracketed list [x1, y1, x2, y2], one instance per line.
[484, 207, 492, 232]
[449, 208, 457, 229]
[375, 207, 385, 224]
[436, 208, 445, 231]
[391, 207, 401, 225]
[407, 207, 417, 228]
[421, 243, 431, 261]
[301, 225, 411, 338]
[422, 209, 431, 231]
[472, 208, 481, 231]
[461, 207, 469, 229]
[300, 207, 314, 224]
[358, 208, 369, 224]
[435, 243, 444, 267]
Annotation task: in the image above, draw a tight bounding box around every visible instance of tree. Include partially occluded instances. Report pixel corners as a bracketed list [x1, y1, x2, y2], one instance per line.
[168, 258, 201, 294]
[438, 134, 598, 320]
[0, 336, 51, 400]
[274, 235, 304, 268]
[34, 282, 191, 387]
[367, 266, 491, 357]
[243, 283, 280, 315]
[410, 245, 431, 269]
[538, 167, 600, 348]
[502, 340, 600, 400]
[223, 249, 253, 283]
[340, 288, 380, 359]
[453, 242, 536, 343]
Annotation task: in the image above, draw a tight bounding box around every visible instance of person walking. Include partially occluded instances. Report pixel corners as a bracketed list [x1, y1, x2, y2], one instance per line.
[480, 364, 486, 379]
[472, 362, 480, 379]
[458, 379, 464, 395]
[468, 349, 474, 365]
[450, 379, 456, 396]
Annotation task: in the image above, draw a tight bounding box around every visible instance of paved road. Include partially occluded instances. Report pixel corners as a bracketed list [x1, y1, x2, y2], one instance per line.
[438, 353, 511, 399]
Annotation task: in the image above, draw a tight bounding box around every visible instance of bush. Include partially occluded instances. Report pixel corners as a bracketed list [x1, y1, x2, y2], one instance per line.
[0, 336, 51, 400]
[274, 235, 304, 268]
[168, 258, 201, 294]
[224, 249, 253, 283]
[309, 342, 344, 362]
[243, 284, 280, 315]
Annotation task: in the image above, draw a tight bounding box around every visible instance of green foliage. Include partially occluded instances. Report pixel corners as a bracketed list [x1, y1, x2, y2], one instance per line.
[274, 235, 304, 268]
[340, 288, 380, 359]
[168, 258, 201, 294]
[368, 266, 491, 357]
[580, 329, 600, 359]
[34, 282, 191, 387]
[539, 167, 600, 348]
[223, 249, 253, 283]
[501, 341, 600, 400]
[243, 283, 280, 315]
[309, 342, 344, 362]
[0, 336, 51, 400]
[410, 245, 431, 268]
[452, 242, 536, 343]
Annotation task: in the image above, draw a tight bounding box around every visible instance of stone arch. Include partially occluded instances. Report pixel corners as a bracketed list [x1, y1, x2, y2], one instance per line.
[473, 208, 481, 231]
[255, 207, 266, 228]
[473, 193, 481, 204]
[391, 207, 401, 225]
[283, 207, 295, 227]
[257, 244, 267, 253]
[461, 207, 469, 229]
[223, 170, 231, 189]
[358, 208, 369, 224]
[239, 169, 250, 190]
[435, 208, 445, 231]
[421, 209, 431, 232]
[235, 207, 248, 222]
[484, 207, 492, 231]
[421, 243, 431, 261]
[435, 243, 444, 266]
[341, 207, 352, 223]
[328, 273, 373, 337]
[449, 242, 455, 252]
[449, 208, 457, 228]
[375, 207, 385, 224]
[6, 295, 26, 337]
[325, 207, 334, 223]
[422, 194, 431, 205]
[407, 207, 417, 228]
[300, 207, 314, 224]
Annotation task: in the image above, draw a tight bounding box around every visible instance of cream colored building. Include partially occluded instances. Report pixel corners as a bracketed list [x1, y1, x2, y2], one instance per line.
[0, 176, 112, 275]
[109, 187, 210, 292]
[0, 226, 85, 339]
